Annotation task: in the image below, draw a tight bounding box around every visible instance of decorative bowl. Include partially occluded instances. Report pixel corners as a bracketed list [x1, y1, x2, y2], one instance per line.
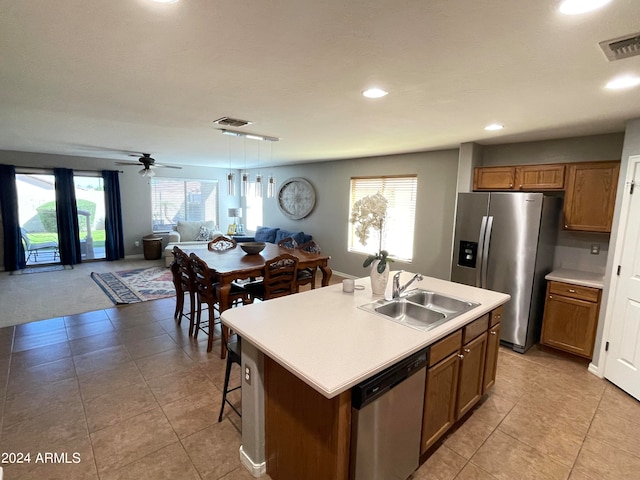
[240, 242, 266, 255]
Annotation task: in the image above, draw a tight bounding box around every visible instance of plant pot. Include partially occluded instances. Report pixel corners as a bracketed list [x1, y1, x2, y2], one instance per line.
[370, 259, 389, 295]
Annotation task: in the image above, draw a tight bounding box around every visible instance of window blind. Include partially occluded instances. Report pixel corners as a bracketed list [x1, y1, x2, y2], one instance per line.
[151, 178, 219, 232]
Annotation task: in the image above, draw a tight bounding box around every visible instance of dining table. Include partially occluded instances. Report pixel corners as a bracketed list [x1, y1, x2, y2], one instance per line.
[180, 242, 333, 357]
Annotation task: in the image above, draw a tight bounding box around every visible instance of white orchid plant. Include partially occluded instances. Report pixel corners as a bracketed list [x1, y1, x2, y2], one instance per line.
[350, 192, 393, 273]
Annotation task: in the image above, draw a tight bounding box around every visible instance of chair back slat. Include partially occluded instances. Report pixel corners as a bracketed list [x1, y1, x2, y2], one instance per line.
[209, 236, 237, 251]
[262, 253, 299, 299]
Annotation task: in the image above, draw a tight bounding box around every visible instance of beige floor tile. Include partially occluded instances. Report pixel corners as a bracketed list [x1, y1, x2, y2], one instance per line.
[123, 332, 180, 359]
[161, 384, 223, 438]
[12, 328, 69, 352]
[116, 322, 167, 343]
[64, 309, 110, 327]
[84, 382, 159, 433]
[497, 402, 586, 467]
[413, 445, 466, 480]
[444, 413, 496, 459]
[90, 407, 178, 474]
[68, 330, 123, 356]
[1, 403, 89, 452]
[108, 309, 162, 329]
[470, 430, 571, 480]
[220, 467, 273, 479]
[587, 409, 640, 458]
[454, 463, 499, 480]
[567, 470, 598, 480]
[520, 345, 591, 376]
[77, 361, 144, 401]
[6, 356, 76, 395]
[73, 344, 132, 376]
[3, 377, 82, 427]
[146, 365, 213, 406]
[181, 419, 244, 480]
[15, 316, 65, 337]
[134, 348, 197, 380]
[597, 383, 640, 424]
[0, 435, 98, 480]
[470, 391, 518, 428]
[99, 441, 201, 480]
[10, 339, 71, 369]
[573, 436, 640, 480]
[66, 319, 115, 340]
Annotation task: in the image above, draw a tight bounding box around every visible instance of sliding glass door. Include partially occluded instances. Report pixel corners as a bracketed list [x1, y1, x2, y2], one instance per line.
[74, 175, 106, 260]
[16, 173, 60, 266]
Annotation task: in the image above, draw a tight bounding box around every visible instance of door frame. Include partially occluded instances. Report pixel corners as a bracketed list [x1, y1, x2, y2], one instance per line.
[591, 154, 640, 378]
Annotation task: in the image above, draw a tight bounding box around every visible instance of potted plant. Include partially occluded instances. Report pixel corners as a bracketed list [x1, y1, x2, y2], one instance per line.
[350, 192, 393, 294]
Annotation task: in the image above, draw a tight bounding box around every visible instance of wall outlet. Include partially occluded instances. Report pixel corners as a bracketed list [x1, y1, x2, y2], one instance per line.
[134, 240, 140, 247]
[245, 366, 251, 385]
[590, 244, 600, 255]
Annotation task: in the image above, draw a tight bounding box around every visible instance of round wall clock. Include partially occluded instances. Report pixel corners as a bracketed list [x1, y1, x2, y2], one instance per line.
[277, 177, 316, 220]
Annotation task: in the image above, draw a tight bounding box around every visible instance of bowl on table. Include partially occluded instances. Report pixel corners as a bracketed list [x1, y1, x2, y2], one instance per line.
[240, 242, 266, 255]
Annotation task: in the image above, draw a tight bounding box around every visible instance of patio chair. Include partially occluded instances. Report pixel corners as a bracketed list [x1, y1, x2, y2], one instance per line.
[20, 228, 59, 262]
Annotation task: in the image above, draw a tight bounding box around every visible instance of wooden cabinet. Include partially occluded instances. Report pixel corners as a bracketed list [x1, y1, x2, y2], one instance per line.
[515, 164, 565, 190]
[563, 161, 620, 233]
[541, 281, 602, 359]
[421, 313, 494, 453]
[483, 306, 503, 393]
[473, 166, 516, 190]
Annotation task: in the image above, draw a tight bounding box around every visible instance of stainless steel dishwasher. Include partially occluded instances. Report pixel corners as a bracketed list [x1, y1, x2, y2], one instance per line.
[350, 348, 428, 480]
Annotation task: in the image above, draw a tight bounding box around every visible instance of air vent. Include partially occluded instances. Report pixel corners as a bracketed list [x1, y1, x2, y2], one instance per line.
[599, 32, 640, 62]
[213, 117, 252, 128]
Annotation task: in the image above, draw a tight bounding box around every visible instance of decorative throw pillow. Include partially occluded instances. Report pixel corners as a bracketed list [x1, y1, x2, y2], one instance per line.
[177, 220, 217, 241]
[255, 226, 279, 243]
[195, 226, 216, 241]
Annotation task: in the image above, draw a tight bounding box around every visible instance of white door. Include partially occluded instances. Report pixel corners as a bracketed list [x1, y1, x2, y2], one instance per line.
[604, 155, 640, 400]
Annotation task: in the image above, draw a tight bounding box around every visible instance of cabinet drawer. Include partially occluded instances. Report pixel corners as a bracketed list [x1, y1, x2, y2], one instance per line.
[548, 281, 600, 302]
[463, 314, 489, 344]
[489, 306, 503, 327]
[429, 330, 462, 367]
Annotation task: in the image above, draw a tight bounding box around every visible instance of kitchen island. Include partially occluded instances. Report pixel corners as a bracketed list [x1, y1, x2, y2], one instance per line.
[221, 271, 510, 479]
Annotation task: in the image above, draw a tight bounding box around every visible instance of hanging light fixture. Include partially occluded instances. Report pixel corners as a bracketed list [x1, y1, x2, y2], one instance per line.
[241, 138, 249, 197]
[226, 136, 235, 196]
[255, 142, 263, 198]
[267, 142, 277, 198]
[139, 167, 155, 177]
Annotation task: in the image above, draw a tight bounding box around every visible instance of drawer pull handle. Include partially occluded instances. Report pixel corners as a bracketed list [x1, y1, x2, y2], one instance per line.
[490, 331, 497, 335]
[568, 289, 576, 293]
[495, 314, 501, 319]
[464, 348, 471, 353]
[458, 354, 465, 360]
[549, 295, 553, 299]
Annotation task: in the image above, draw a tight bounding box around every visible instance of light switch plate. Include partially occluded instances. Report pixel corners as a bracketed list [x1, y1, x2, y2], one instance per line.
[591, 244, 600, 255]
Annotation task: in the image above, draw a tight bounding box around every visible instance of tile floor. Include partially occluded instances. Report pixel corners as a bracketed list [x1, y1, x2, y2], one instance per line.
[0, 295, 639, 480]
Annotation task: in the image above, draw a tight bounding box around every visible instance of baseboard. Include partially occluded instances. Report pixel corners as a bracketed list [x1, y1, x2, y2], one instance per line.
[124, 254, 145, 260]
[239, 446, 266, 478]
[588, 362, 603, 378]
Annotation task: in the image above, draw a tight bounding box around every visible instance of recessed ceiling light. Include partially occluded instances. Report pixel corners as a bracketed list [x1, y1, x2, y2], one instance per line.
[484, 124, 504, 131]
[362, 88, 388, 99]
[152, 0, 179, 3]
[605, 75, 640, 90]
[559, 0, 611, 15]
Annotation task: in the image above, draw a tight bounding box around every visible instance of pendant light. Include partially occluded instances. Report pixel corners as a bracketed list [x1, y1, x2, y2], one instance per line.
[255, 142, 263, 198]
[227, 136, 235, 196]
[241, 137, 249, 197]
[267, 142, 277, 198]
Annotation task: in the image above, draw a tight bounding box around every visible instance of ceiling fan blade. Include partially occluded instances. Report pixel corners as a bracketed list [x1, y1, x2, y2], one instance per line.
[115, 161, 144, 166]
[154, 164, 182, 169]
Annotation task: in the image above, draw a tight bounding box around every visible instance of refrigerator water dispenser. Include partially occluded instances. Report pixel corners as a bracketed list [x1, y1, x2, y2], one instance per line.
[458, 240, 478, 268]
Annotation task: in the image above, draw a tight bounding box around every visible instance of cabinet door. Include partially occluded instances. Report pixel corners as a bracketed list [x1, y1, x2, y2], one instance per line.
[483, 322, 501, 393]
[455, 332, 488, 419]
[563, 161, 620, 232]
[515, 164, 565, 190]
[541, 293, 599, 358]
[421, 352, 459, 453]
[473, 167, 516, 190]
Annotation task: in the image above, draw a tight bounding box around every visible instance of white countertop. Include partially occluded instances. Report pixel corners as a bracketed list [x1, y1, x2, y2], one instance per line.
[545, 269, 605, 289]
[222, 271, 510, 399]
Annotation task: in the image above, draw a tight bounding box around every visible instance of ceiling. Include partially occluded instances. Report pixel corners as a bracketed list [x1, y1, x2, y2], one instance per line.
[1, 0, 639, 169]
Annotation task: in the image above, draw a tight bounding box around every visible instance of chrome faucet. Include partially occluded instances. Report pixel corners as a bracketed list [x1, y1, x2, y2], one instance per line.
[392, 271, 424, 299]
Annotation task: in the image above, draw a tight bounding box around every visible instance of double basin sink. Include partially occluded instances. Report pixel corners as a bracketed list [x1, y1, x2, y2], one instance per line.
[359, 289, 479, 332]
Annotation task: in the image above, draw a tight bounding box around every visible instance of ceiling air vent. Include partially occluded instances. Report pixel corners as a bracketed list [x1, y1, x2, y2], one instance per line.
[213, 117, 252, 128]
[599, 32, 640, 62]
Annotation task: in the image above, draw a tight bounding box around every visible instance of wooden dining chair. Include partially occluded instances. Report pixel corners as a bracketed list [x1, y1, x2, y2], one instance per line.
[277, 236, 297, 250]
[297, 240, 321, 290]
[189, 252, 252, 353]
[208, 236, 237, 251]
[245, 253, 299, 300]
[171, 246, 197, 336]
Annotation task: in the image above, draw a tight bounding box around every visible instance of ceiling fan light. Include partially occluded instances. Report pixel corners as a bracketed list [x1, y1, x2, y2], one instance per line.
[139, 168, 155, 177]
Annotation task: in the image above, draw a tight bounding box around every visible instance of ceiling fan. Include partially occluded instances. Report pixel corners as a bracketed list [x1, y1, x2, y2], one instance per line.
[116, 153, 182, 177]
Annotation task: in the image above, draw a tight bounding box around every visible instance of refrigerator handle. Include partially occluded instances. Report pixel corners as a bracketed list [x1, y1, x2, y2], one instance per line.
[481, 216, 494, 288]
[476, 216, 488, 287]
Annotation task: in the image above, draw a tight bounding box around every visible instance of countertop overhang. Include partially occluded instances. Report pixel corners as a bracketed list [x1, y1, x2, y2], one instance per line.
[222, 271, 510, 399]
[545, 269, 605, 289]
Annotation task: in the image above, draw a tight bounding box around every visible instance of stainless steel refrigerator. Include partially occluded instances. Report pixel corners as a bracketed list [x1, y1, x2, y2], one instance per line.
[451, 192, 561, 353]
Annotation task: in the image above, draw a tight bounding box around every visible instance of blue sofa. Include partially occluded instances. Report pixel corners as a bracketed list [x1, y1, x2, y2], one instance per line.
[236, 226, 312, 245]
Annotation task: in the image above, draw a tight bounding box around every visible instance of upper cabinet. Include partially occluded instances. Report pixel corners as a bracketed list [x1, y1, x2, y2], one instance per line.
[563, 161, 620, 233]
[473, 160, 620, 233]
[473, 166, 516, 190]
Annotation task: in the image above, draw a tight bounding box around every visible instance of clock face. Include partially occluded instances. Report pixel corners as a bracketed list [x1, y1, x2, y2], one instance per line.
[277, 177, 316, 220]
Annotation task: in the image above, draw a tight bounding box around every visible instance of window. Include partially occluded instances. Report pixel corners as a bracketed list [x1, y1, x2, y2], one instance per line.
[244, 182, 263, 232]
[348, 175, 418, 262]
[151, 178, 218, 232]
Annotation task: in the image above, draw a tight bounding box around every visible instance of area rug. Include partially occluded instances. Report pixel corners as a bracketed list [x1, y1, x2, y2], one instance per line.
[91, 266, 175, 304]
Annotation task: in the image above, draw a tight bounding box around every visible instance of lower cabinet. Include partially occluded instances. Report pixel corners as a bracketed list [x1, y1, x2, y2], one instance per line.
[421, 307, 502, 454]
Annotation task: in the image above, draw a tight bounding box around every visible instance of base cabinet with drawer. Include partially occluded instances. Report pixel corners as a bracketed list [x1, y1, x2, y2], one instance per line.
[541, 281, 602, 358]
[421, 307, 502, 453]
